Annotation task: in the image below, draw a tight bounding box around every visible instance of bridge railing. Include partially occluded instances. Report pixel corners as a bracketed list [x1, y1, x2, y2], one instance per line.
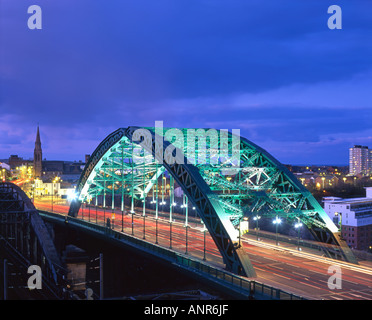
[39, 210, 307, 300]
[174, 255, 305, 300]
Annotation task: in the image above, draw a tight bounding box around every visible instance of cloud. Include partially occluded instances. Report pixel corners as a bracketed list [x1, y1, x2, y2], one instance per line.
[0, 0, 371, 164]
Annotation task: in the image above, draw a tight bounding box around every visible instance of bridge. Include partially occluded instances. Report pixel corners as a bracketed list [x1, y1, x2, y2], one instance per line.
[1, 126, 371, 300]
[0, 182, 67, 299]
[69, 126, 357, 272]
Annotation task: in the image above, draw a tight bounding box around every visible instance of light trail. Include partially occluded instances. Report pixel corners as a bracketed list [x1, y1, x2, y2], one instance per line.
[33, 198, 372, 300]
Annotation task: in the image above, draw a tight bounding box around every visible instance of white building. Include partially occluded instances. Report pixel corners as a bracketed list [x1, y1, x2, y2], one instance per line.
[323, 187, 372, 251]
[33, 178, 75, 198]
[0, 162, 10, 171]
[349, 145, 370, 176]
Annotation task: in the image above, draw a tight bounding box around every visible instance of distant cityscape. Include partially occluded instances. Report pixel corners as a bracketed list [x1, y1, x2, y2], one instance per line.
[1, 128, 371, 253]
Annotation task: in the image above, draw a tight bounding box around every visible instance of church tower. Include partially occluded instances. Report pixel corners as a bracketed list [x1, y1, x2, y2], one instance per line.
[33, 126, 43, 178]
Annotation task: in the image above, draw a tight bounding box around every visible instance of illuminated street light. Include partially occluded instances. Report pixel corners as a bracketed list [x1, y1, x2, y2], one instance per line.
[51, 176, 60, 212]
[273, 216, 282, 246]
[87, 195, 92, 222]
[294, 219, 303, 251]
[67, 190, 78, 202]
[202, 222, 207, 261]
[253, 215, 261, 241]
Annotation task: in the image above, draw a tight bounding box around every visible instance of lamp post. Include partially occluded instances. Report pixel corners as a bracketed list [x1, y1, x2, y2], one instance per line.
[202, 222, 207, 261]
[142, 165, 146, 239]
[169, 176, 174, 249]
[51, 176, 59, 212]
[96, 197, 98, 224]
[51, 181, 54, 212]
[162, 175, 166, 206]
[226, 176, 231, 194]
[143, 199, 146, 240]
[183, 194, 189, 255]
[155, 173, 159, 244]
[294, 219, 303, 251]
[253, 215, 261, 241]
[87, 195, 92, 222]
[273, 216, 282, 246]
[81, 201, 84, 220]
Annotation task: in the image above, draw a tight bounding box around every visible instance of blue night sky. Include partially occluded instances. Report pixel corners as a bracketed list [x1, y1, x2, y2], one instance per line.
[0, 0, 371, 165]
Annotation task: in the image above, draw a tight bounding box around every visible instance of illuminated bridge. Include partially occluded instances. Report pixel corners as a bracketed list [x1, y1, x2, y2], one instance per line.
[67, 126, 357, 277]
[3, 126, 368, 300]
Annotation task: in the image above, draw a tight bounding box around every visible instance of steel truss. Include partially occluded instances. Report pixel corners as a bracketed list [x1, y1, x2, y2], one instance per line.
[69, 126, 357, 277]
[0, 182, 67, 298]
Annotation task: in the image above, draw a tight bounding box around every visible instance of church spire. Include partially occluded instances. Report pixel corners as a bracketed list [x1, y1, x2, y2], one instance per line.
[34, 125, 43, 178]
[35, 125, 41, 146]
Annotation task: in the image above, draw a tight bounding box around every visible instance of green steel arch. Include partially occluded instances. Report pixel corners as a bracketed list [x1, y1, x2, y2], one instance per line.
[68, 126, 357, 277]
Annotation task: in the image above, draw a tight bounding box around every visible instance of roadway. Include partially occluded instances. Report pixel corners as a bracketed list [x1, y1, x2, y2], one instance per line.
[34, 198, 372, 300]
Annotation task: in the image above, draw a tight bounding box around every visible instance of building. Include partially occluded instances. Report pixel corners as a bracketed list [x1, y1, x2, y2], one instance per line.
[349, 145, 370, 176]
[8, 155, 32, 169]
[41, 160, 85, 182]
[33, 178, 76, 198]
[33, 126, 43, 178]
[30, 125, 86, 182]
[323, 187, 372, 251]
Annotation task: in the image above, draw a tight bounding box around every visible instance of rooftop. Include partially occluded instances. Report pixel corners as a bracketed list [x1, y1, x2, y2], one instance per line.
[323, 187, 372, 205]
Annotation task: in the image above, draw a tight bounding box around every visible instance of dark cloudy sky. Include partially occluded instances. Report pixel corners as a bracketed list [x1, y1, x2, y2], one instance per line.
[1, 0, 371, 165]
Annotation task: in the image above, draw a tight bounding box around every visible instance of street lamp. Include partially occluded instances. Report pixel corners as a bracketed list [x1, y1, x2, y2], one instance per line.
[202, 222, 207, 261]
[142, 198, 146, 240]
[51, 176, 60, 213]
[253, 215, 261, 241]
[226, 176, 232, 194]
[183, 194, 189, 255]
[273, 216, 282, 246]
[294, 219, 303, 251]
[51, 181, 54, 212]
